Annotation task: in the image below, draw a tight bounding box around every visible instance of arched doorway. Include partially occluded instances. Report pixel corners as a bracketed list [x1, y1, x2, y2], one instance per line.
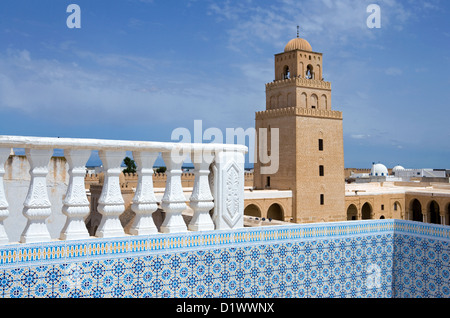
[347, 204, 358, 220]
[267, 203, 283, 221]
[428, 200, 440, 224]
[361, 202, 372, 220]
[411, 199, 422, 222]
[244, 204, 261, 218]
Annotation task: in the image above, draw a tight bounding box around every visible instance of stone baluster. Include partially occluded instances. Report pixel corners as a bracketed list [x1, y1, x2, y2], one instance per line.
[188, 150, 215, 231]
[0, 148, 11, 244]
[95, 150, 126, 238]
[20, 148, 53, 243]
[60, 149, 91, 240]
[128, 151, 159, 235]
[211, 150, 245, 230]
[160, 150, 188, 233]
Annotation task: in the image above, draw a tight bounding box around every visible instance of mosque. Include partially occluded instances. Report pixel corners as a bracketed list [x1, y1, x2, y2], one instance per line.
[84, 33, 450, 231]
[243, 34, 450, 227]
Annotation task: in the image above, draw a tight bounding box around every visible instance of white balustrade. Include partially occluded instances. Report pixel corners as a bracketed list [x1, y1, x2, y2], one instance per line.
[128, 151, 159, 235]
[60, 149, 92, 240]
[20, 148, 53, 243]
[188, 150, 215, 231]
[0, 135, 247, 244]
[96, 150, 127, 238]
[160, 151, 189, 233]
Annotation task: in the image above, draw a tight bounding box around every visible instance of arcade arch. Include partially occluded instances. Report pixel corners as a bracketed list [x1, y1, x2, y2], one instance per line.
[347, 204, 358, 220]
[411, 199, 422, 222]
[267, 203, 284, 221]
[361, 202, 372, 220]
[244, 204, 262, 218]
[428, 200, 440, 224]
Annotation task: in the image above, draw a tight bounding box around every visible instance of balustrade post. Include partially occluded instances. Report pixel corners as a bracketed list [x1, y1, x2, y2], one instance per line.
[60, 149, 91, 240]
[128, 151, 159, 235]
[160, 150, 188, 233]
[188, 150, 214, 231]
[20, 148, 53, 243]
[95, 150, 126, 238]
[0, 148, 11, 244]
[211, 150, 245, 230]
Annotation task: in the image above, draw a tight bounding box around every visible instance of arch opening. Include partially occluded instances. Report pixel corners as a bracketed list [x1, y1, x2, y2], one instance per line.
[428, 200, 440, 224]
[267, 203, 284, 221]
[283, 65, 290, 79]
[306, 64, 314, 79]
[347, 204, 358, 220]
[244, 204, 262, 218]
[411, 199, 422, 222]
[361, 202, 372, 220]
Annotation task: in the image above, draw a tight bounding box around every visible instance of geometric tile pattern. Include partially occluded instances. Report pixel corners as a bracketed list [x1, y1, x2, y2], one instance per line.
[392, 234, 450, 298]
[0, 219, 448, 298]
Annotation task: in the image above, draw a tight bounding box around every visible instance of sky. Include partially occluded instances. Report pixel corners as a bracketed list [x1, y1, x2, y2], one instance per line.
[0, 0, 449, 169]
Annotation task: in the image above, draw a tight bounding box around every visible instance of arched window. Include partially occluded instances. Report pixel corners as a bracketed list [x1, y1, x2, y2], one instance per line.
[300, 92, 307, 108]
[310, 94, 318, 109]
[320, 94, 327, 110]
[283, 65, 290, 79]
[306, 64, 314, 79]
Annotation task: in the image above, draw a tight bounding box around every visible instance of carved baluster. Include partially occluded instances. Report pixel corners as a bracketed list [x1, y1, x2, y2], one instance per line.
[60, 149, 91, 240]
[95, 150, 126, 238]
[128, 151, 159, 235]
[188, 150, 214, 231]
[211, 150, 245, 230]
[0, 148, 11, 244]
[20, 148, 53, 243]
[160, 150, 188, 233]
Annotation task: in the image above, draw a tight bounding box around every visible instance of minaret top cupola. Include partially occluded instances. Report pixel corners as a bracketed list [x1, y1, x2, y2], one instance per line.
[274, 32, 323, 81]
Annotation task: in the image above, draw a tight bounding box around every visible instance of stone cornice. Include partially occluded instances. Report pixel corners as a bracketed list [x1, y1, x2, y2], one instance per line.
[266, 77, 331, 90]
[255, 106, 342, 120]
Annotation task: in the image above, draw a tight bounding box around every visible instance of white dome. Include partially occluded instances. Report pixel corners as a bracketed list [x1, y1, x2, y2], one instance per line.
[370, 163, 388, 176]
[392, 165, 405, 171]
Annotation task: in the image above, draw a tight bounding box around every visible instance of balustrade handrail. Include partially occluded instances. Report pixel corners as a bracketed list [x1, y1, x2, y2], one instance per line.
[0, 135, 248, 153]
[0, 135, 248, 245]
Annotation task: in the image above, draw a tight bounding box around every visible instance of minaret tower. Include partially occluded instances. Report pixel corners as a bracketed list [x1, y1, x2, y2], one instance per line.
[254, 32, 345, 223]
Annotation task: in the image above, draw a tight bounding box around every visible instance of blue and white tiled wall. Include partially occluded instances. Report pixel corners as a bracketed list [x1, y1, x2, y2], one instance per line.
[0, 219, 448, 298]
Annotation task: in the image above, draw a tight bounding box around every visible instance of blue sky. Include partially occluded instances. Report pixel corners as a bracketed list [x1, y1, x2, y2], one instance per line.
[0, 0, 449, 169]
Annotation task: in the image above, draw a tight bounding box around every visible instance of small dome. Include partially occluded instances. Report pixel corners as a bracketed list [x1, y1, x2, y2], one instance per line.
[392, 165, 405, 171]
[284, 37, 312, 52]
[370, 163, 388, 176]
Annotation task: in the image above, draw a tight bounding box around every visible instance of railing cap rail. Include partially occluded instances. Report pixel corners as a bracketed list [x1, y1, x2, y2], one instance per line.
[0, 135, 248, 153]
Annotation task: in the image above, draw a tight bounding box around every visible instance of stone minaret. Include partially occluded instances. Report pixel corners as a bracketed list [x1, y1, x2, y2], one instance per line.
[254, 35, 345, 223]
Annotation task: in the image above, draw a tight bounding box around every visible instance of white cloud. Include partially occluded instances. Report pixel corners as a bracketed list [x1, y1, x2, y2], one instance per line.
[207, 0, 422, 54]
[350, 134, 371, 139]
[385, 67, 403, 76]
[0, 48, 260, 131]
